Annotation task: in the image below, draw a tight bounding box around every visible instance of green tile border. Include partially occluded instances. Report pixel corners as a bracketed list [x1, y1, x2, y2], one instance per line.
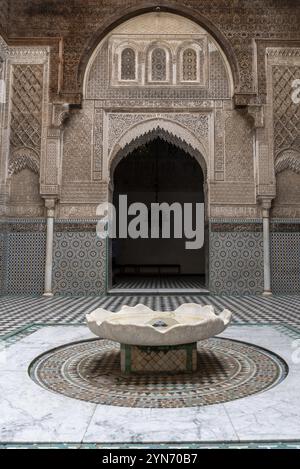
[0, 441, 300, 449]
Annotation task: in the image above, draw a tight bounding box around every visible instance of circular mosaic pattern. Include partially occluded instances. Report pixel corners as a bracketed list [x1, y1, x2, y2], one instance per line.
[29, 338, 287, 408]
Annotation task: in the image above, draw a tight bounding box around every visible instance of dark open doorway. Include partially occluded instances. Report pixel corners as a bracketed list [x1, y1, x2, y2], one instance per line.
[111, 137, 207, 293]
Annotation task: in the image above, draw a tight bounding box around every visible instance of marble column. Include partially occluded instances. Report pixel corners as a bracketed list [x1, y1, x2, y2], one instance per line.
[261, 198, 272, 296]
[43, 199, 56, 297]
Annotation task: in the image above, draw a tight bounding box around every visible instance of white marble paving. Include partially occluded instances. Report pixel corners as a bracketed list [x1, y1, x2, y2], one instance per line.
[18, 325, 94, 347]
[83, 405, 238, 443]
[0, 326, 94, 372]
[0, 371, 96, 442]
[223, 391, 300, 440]
[0, 324, 299, 443]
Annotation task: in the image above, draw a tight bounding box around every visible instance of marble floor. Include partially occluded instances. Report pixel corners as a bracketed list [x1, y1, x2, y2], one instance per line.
[1, 322, 300, 444]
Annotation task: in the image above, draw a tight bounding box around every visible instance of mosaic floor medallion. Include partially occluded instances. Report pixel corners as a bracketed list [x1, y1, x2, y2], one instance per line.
[29, 338, 288, 408]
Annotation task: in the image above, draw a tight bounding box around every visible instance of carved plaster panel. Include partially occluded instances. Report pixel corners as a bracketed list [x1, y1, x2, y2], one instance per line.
[224, 110, 254, 182]
[267, 47, 300, 158]
[0, 36, 49, 215]
[109, 34, 208, 88]
[103, 111, 211, 182]
[210, 205, 260, 219]
[107, 112, 209, 153]
[275, 149, 300, 174]
[214, 109, 225, 181]
[85, 14, 232, 101]
[266, 47, 300, 212]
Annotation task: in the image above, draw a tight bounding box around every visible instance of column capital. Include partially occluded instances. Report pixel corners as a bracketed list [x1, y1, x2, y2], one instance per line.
[247, 105, 265, 128]
[50, 102, 70, 129]
[43, 197, 57, 217]
[258, 196, 273, 217]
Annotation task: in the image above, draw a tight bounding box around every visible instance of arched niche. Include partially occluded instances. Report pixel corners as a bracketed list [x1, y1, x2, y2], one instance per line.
[83, 11, 234, 98]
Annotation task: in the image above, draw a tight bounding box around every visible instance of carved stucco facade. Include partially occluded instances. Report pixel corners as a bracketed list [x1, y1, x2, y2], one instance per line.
[0, 8, 300, 295]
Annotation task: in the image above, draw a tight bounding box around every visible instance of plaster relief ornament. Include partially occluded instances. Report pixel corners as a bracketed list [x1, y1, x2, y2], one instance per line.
[86, 303, 232, 346]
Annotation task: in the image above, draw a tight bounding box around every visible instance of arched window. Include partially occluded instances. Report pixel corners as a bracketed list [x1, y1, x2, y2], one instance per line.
[151, 48, 167, 81]
[182, 48, 197, 81]
[121, 48, 136, 80]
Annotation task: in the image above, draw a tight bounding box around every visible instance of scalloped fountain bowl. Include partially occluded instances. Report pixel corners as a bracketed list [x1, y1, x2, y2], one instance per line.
[86, 303, 232, 347]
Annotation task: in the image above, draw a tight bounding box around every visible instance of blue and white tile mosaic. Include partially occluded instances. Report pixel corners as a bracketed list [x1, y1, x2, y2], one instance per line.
[209, 232, 264, 295]
[1, 219, 300, 296]
[5, 232, 46, 295]
[52, 232, 106, 296]
[271, 233, 300, 294]
[0, 233, 5, 295]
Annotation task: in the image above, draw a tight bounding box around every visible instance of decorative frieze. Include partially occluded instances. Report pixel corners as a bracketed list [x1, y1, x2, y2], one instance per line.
[272, 206, 300, 219]
[211, 223, 262, 232]
[267, 48, 300, 59]
[210, 205, 260, 219]
[93, 107, 104, 179]
[214, 109, 224, 180]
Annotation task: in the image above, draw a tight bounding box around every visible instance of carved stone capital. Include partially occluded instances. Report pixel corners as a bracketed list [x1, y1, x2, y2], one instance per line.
[247, 105, 265, 128]
[51, 102, 70, 128]
[258, 196, 273, 217]
[43, 197, 57, 217]
[108, 178, 114, 195]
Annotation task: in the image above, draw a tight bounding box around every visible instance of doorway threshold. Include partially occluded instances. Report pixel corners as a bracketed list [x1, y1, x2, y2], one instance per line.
[109, 275, 209, 295]
[108, 287, 210, 295]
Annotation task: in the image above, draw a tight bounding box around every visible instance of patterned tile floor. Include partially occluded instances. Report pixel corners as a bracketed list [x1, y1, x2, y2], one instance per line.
[110, 275, 209, 293]
[1, 293, 300, 337]
[112, 275, 206, 289]
[29, 337, 287, 408]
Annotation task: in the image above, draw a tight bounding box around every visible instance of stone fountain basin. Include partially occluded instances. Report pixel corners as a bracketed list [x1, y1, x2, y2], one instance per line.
[86, 303, 232, 346]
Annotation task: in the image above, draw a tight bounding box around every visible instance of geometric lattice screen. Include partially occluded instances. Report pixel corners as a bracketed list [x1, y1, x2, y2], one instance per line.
[272, 66, 300, 155]
[10, 64, 43, 151]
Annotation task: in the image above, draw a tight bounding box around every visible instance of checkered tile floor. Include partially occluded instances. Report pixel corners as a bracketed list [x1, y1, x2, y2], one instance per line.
[1, 294, 300, 337]
[112, 275, 206, 290]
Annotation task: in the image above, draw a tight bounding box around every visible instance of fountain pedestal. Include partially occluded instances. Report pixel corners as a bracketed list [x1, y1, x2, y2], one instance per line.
[120, 343, 197, 374]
